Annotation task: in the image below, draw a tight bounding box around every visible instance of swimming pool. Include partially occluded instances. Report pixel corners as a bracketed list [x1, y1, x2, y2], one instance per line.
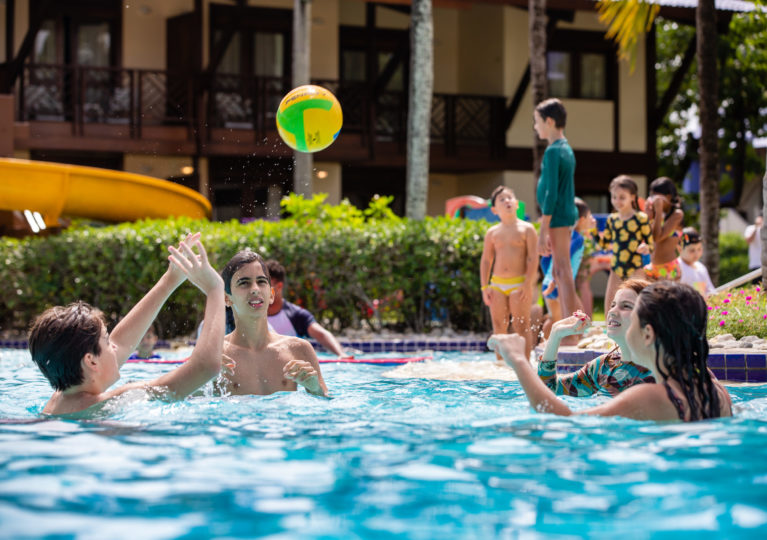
[2, 348, 767, 539]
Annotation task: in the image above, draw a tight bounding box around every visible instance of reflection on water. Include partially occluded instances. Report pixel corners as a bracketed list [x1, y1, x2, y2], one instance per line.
[1, 348, 767, 539]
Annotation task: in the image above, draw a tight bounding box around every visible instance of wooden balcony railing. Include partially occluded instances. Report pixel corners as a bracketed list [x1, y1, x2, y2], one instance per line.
[17, 64, 506, 156]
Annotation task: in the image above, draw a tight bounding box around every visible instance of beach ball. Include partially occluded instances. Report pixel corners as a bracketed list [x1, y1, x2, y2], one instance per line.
[276, 85, 343, 153]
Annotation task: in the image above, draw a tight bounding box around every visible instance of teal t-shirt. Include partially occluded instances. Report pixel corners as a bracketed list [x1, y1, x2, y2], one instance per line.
[536, 138, 577, 228]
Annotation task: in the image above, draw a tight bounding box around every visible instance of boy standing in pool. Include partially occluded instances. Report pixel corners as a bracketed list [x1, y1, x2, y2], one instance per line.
[534, 98, 583, 322]
[218, 250, 329, 397]
[28, 234, 226, 415]
[480, 186, 538, 358]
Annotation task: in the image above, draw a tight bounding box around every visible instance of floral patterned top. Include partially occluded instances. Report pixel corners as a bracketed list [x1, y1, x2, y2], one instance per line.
[537, 348, 655, 397]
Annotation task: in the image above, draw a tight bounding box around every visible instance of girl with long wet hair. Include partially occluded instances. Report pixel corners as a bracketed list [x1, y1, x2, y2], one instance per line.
[490, 281, 732, 421]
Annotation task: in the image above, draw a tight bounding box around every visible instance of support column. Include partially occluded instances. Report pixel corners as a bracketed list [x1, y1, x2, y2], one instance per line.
[292, 0, 313, 197]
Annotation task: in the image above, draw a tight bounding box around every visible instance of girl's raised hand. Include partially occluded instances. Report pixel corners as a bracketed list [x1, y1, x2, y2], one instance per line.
[551, 310, 590, 337]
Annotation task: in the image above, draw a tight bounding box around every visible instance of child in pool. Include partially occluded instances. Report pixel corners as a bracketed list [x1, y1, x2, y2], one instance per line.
[601, 175, 653, 314]
[537, 279, 655, 397]
[490, 281, 732, 421]
[644, 176, 684, 281]
[480, 186, 538, 358]
[28, 234, 226, 416]
[217, 250, 329, 397]
[677, 227, 715, 297]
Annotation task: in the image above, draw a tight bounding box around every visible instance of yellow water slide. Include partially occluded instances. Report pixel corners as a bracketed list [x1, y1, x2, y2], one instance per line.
[0, 157, 211, 226]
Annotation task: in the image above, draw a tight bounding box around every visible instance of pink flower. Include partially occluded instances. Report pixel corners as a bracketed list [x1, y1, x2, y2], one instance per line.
[719, 321, 726, 326]
[746, 296, 752, 300]
[738, 319, 744, 323]
[763, 314, 767, 320]
[707, 306, 713, 311]
[724, 299, 731, 304]
[722, 311, 728, 315]
[728, 293, 732, 297]
[757, 287, 762, 292]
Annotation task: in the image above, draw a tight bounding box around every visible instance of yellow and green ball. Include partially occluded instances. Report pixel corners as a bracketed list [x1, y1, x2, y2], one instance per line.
[276, 85, 343, 153]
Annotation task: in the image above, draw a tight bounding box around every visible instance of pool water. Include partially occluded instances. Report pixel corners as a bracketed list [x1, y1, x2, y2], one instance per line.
[2, 348, 767, 539]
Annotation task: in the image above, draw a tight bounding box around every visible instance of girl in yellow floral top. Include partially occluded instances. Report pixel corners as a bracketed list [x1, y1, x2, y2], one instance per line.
[601, 175, 653, 314]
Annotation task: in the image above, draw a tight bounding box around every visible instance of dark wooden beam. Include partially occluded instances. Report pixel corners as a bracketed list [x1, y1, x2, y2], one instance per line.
[374, 39, 407, 97]
[0, 0, 52, 93]
[503, 10, 572, 131]
[5, 0, 14, 63]
[202, 0, 246, 86]
[645, 23, 658, 181]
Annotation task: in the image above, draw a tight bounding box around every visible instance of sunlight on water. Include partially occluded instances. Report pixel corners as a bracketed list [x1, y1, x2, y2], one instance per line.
[2, 347, 767, 539]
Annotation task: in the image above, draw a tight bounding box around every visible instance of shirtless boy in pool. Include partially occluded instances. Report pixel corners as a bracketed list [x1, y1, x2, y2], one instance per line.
[217, 250, 329, 397]
[480, 186, 538, 358]
[28, 234, 226, 416]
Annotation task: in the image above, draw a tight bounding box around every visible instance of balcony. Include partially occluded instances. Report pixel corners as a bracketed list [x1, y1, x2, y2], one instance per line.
[15, 64, 508, 167]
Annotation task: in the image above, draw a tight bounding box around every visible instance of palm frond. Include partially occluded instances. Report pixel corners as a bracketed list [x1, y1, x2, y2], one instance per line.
[597, 0, 660, 72]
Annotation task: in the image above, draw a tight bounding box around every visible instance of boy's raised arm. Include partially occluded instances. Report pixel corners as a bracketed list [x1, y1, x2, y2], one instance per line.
[109, 232, 200, 366]
[147, 238, 225, 399]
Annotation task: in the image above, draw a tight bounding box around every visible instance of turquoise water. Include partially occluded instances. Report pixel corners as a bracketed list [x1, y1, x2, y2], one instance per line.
[2, 348, 767, 539]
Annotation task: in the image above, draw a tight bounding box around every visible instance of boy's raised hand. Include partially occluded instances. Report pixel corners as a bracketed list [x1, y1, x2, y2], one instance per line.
[168, 236, 223, 295]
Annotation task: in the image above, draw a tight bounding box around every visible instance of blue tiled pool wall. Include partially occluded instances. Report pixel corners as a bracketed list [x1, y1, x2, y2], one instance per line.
[2, 337, 764, 382]
[556, 349, 767, 383]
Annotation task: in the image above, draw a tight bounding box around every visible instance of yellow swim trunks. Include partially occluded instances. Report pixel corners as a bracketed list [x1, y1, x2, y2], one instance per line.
[486, 275, 525, 296]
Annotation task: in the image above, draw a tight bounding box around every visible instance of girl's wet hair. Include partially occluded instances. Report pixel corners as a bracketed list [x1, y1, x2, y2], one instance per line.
[634, 282, 721, 420]
[617, 278, 650, 295]
[609, 175, 639, 211]
[649, 176, 682, 216]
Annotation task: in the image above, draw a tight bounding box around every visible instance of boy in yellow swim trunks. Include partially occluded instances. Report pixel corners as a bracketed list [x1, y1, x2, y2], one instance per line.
[480, 186, 538, 359]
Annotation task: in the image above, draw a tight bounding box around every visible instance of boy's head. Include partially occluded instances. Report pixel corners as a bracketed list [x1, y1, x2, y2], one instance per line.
[535, 98, 567, 128]
[680, 227, 703, 263]
[489, 186, 518, 218]
[265, 259, 287, 300]
[221, 250, 269, 294]
[265, 259, 286, 285]
[574, 197, 594, 232]
[28, 301, 105, 391]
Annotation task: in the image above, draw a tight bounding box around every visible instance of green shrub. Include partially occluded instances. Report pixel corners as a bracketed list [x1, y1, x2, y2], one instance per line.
[0, 197, 491, 338]
[718, 232, 750, 285]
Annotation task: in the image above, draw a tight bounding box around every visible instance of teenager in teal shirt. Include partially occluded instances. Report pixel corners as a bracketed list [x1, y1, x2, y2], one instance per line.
[534, 98, 582, 322]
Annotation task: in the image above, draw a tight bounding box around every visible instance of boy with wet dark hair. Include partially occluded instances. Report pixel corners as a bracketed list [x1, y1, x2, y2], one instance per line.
[29, 234, 226, 416]
[218, 250, 329, 397]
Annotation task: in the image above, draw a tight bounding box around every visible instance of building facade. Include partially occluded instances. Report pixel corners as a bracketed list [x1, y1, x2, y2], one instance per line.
[1, 0, 706, 222]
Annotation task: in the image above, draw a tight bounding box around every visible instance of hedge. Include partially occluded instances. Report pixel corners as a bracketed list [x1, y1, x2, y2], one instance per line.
[0, 196, 490, 338]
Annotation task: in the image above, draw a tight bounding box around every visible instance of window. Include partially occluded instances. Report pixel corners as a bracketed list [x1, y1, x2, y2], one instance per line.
[547, 31, 615, 100]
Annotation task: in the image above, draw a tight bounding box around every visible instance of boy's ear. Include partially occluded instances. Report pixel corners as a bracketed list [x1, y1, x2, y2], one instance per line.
[224, 293, 232, 307]
[80, 353, 98, 375]
[269, 286, 275, 305]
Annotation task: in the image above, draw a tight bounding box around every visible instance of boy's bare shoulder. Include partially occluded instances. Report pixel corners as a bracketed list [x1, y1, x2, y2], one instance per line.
[269, 333, 314, 354]
[519, 221, 537, 233]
